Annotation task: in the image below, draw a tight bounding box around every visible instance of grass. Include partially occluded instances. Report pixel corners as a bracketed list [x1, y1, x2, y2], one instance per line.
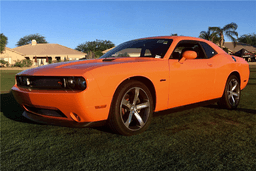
[1, 67, 256, 171]
[0, 70, 19, 93]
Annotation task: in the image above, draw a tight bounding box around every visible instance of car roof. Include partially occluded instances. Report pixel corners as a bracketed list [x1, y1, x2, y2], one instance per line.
[138, 36, 225, 54]
[139, 36, 207, 42]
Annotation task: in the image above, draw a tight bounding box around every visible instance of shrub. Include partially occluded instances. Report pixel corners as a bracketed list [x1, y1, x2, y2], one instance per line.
[0, 60, 9, 67]
[14, 59, 33, 67]
[52, 59, 62, 63]
[222, 47, 229, 53]
[117, 52, 130, 57]
[48, 59, 52, 64]
[13, 60, 23, 67]
[23, 59, 32, 67]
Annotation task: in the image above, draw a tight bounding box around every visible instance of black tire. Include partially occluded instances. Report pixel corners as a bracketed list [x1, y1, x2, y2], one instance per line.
[217, 75, 241, 109]
[108, 80, 153, 136]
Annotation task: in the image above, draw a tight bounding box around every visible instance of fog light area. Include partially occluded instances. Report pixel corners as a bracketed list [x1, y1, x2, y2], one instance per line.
[70, 112, 81, 122]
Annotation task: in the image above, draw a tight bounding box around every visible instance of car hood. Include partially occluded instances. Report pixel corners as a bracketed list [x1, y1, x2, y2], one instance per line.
[17, 57, 159, 76]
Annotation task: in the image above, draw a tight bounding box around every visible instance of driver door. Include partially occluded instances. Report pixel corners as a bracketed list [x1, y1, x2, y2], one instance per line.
[168, 41, 216, 108]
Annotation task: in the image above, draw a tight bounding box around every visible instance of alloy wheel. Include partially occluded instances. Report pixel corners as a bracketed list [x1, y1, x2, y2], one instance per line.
[227, 78, 240, 106]
[120, 87, 150, 131]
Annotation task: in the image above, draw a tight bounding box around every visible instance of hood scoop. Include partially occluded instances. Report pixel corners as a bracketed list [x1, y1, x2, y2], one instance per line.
[102, 58, 116, 62]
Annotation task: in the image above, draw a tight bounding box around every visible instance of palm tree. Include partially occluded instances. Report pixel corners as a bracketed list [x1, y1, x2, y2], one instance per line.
[199, 28, 220, 44]
[238, 33, 256, 47]
[209, 22, 238, 48]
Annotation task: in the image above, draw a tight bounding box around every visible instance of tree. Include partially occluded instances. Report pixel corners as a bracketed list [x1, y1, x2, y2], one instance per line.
[238, 33, 256, 47]
[170, 33, 178, 36]
[170, 33, 185, 36]
[76, 39, 115, 58]
[16, 33, 47, 46]
[209, 22, 238, 48]
[0, 33, 8, 53]
[199, 28, 220, 44]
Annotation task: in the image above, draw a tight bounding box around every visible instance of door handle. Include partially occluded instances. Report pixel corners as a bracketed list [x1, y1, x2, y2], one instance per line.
[207, 63, 213, 67]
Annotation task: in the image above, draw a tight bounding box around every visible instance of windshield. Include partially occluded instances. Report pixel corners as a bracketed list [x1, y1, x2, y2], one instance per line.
[100, 39, 173, 59]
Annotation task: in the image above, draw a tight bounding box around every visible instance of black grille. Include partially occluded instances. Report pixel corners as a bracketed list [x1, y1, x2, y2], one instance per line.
[25, 105, 67, 118]
[17, 76, 64, 90]
[30, 77, 63, 89]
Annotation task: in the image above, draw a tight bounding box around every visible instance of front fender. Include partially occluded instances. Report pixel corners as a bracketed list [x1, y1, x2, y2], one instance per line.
[89, 60, 170, 111]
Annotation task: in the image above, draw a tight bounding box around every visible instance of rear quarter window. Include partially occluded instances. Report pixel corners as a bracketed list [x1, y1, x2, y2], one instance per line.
[200, 42, 217, 58]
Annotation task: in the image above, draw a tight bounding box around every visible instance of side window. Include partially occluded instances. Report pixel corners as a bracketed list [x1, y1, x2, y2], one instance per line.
[170, 41, 207, 59]
[191, 44, 206, 59]
[200, 42, 217, 58]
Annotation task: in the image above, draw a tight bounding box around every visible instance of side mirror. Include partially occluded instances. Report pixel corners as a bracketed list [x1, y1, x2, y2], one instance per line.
[179, 50, 197, 64]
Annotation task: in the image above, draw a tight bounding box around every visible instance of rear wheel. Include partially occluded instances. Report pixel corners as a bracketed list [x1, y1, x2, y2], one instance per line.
[218, 75, 240, 109]
[108, 80, 153, 136]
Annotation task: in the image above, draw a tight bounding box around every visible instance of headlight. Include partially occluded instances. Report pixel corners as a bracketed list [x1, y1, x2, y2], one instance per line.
[16, 76, 27, 86]
[16, 76, 21, 85]
[67, 77, 76, 88]
[22, 77, 28, 85]
[65, 77, 87, 90]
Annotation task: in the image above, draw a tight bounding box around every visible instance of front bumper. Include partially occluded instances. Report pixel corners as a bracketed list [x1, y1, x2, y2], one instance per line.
[12, 84, 112, 124]
[23, 111, 93, 127]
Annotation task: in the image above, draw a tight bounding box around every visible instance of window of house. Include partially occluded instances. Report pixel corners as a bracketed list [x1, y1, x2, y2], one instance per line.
[55, 57, 61, 62]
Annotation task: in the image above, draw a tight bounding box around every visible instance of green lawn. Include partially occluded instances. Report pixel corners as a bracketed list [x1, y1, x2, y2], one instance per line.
[1, 67, 256, 171]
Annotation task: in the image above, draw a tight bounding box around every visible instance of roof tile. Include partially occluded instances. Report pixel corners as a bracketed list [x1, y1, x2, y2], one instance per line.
[12, 43, 86, 55]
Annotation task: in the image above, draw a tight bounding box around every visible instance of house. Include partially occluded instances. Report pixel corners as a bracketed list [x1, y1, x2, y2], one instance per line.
[224, 42, 256, 53]
[0, 47, 25, 65]
[102, 46, 115, 54]
[0, 40, 86, 66]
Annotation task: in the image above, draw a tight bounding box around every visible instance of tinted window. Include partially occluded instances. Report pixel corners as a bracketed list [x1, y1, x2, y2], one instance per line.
[200, 42, 217, 58]
[100, 39, 173, 59]
[170, 40, 206, 59]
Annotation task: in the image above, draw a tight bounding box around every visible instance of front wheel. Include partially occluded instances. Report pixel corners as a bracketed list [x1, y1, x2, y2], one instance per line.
[218, 75, 241, 109]
[108, 80, 153, 136]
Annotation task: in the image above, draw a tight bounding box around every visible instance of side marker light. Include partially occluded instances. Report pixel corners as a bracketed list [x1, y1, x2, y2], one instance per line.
[95, 105, 107, 109]
[232, 56, 236, 62]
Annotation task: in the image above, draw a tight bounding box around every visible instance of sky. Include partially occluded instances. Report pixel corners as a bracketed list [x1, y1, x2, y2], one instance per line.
[1, 1, 256, 49]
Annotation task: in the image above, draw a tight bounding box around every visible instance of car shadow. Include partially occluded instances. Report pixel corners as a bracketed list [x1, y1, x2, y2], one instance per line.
[93, 124, 117, 135]
[204, 104, 256, 115]
[0, 91, 36, 124]
[248, 83, 256, 85]
[2, 91, 254, 135]
[153, 99, 220, 117]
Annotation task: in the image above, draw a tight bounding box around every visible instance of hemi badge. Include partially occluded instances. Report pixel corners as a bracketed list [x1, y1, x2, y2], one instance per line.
[160, 79, 166, 82]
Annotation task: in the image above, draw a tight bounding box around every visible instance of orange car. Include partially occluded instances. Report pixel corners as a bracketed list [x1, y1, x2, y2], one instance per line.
[12, 36, 249, 135]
